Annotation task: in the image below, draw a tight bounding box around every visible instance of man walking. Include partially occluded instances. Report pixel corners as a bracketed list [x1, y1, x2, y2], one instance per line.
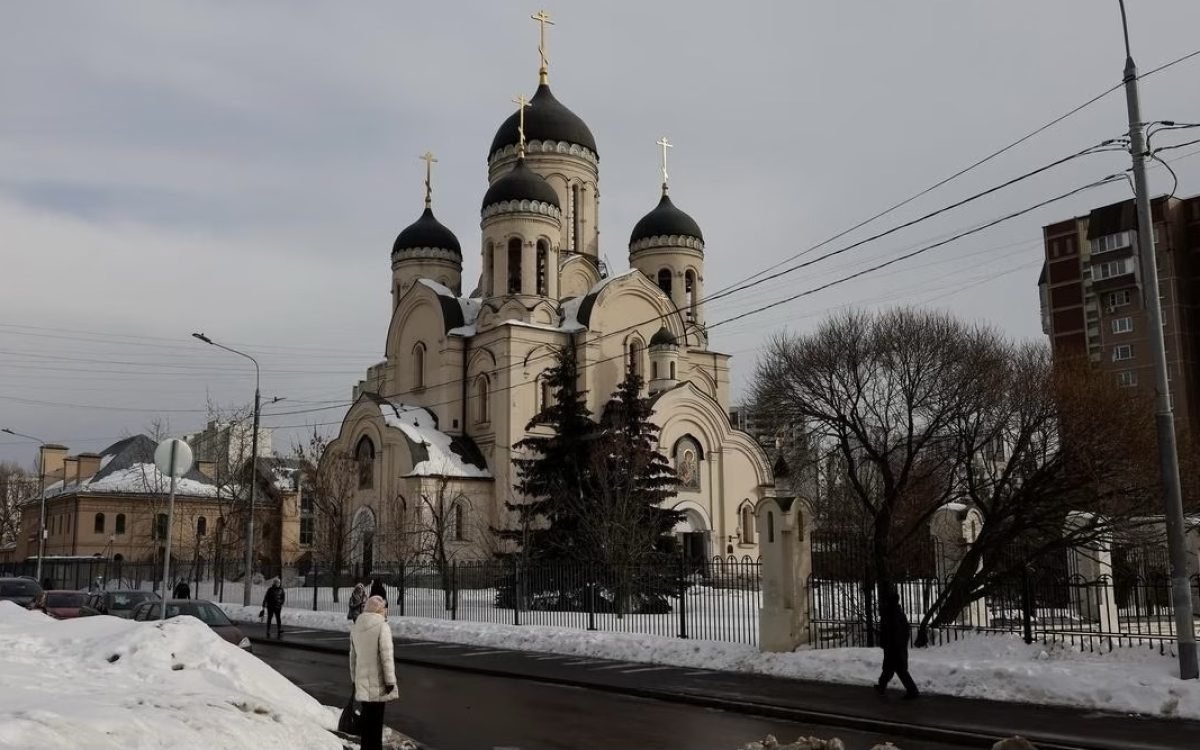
[260, 578, 286, 638]
[173, 580, 191, 600]
[874, 588, 919, 699]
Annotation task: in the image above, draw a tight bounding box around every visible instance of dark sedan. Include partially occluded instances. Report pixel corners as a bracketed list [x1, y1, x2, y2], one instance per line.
[0, 577, 42, 607]
[42, 590, 101, 619]
[131, 599, 251, 650]
[87, 589, 160, 618]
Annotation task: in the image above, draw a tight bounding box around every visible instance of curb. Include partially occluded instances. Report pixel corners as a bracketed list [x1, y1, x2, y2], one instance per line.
[250, 634, 1115, 750]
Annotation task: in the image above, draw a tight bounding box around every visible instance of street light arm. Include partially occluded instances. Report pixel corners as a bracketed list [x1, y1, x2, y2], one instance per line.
[2, 428, 46, 445]
[191, 333, 261, 384]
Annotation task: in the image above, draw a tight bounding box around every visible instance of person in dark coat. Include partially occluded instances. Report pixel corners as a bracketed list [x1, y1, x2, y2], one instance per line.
[369, 578, 387, 605]
[347, 582, 367, 622]
[259, 578, 286, 638]
[173, 580, 191, 600]
[875, 588, 919, 699]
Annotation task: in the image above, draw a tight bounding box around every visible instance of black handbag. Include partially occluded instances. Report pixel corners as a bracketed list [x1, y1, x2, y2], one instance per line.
[337, 694, 361, 735]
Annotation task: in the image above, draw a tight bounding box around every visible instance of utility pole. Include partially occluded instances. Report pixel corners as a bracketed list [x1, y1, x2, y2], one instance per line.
[192, 333, 262, 607]
[1118, 0, 1198, 680]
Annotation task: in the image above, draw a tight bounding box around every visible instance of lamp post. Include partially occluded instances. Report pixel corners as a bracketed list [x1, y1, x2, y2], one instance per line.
[3, 428, 48, 582]
[192, 333, 261, 607]
[1117, 0, 1198, 680]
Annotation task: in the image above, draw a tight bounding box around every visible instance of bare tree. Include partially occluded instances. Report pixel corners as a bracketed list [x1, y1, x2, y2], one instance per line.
[753, 309, 1000, 598]
[294, 429, 361, 603]
[0, 461, 33, 549]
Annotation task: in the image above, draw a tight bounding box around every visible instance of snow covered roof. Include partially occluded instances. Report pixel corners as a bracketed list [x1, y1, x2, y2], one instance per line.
[416, 278, 483, 337]
[254, 456, 303, 493]
[44, 435, 222, 499]
[367, 395, 491, 479]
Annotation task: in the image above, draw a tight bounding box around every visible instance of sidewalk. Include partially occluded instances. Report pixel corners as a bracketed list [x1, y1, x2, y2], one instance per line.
[238, 619, 1200, 750]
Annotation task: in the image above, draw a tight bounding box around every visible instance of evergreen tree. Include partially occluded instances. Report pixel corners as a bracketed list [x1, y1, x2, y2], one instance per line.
[498, 343, 601, 560]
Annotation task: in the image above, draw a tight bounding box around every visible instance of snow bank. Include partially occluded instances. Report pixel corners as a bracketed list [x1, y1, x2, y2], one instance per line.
[0, 601, 341, 749]
[220, 604, 1200, 720]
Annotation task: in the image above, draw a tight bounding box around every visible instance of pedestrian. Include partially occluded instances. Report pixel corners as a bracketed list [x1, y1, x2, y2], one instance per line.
[369, 577, 387, 605]
[173, 579, 191, 600]
[259, 577, 286, 638]
[349, 596, 396, 750]
[348, 582, 367, 622]
[874, 588, 919, 699]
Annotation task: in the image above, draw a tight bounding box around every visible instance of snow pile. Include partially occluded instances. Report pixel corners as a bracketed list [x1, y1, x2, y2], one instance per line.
[378, 400, 489, 478]
[739, 736, 846, 750]
[0, 602, 341, 749]
[219, 604, 1200, 720]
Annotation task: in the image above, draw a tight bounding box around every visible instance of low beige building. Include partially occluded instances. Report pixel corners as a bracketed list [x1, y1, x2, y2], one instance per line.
[12, 436, 305, 569]
[328, 47, 774, 571]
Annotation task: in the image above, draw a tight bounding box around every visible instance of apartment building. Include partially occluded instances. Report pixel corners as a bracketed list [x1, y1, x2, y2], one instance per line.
[1038, 193, 1200, 437]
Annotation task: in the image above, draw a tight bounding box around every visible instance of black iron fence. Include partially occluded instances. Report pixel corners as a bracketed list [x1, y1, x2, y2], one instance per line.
[1, 555, 764, 646]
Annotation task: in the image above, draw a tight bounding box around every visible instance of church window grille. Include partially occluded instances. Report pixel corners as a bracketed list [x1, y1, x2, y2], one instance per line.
[476, 376, 491, 423]
[507, 238, 522, 294]
[657, 269, 672, 295]
[355, 436, 375, 490]
[536, 240, 549, 295]
[413, 342, 426, 389]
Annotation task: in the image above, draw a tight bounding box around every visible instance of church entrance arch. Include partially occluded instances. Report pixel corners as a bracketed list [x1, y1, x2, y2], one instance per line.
[352, 506, 377, 579]
[673, 504, 710, 570]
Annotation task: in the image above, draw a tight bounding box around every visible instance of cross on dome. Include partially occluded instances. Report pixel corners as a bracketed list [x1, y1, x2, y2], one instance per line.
[531, 9, 554, 84]
[420, 151, 437, 208]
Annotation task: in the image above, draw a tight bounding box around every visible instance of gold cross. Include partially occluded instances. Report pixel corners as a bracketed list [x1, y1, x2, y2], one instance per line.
[657, 136, 673, 191]
[419, 151, 437, 207]
[513, 95, 528, 157]
[531, 9, 554, 83]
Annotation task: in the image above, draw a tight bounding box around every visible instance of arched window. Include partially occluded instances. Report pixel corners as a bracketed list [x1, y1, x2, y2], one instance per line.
[657, 268, 673, 295]
[740, 503, 755, 544]
[197, 516, 207, 537]
[154, 513, 168, 540]
[355, 436, 375, 489]
[507, 238, 522, 294]
[115, 513, 126, 535]
[452, 502, 467, 542]
[485, 241, 495, 295]
[537, 375, 553, 412]
[767, 511, 775, 543]
[684, 270, 696, 320]
[571, 184, 582, 252]
[652, 361, 659, 379]
[673, 435, 703, 491]
[476, 375, 490, 423]
[412, 342, 426, 389]
[669, 361, 676, 380]
[536, 240, 549, 295]
[94, 512, 105, 534]
[627, 338, 644, 378]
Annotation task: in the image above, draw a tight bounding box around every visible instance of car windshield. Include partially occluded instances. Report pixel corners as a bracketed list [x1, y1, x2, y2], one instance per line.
[109, 591, 156, 609]
[185, 602, 232, 626]
[0, 580, 40, 597]
[46, 592, 86, 608]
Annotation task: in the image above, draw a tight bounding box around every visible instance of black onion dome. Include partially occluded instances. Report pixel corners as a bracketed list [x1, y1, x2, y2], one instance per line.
[630, 193, 704, 245]
[489, 84, 598, 159]
[649, 326, 677, 347]
[393, 207, 462, 256]
[481, 158, 561, 211]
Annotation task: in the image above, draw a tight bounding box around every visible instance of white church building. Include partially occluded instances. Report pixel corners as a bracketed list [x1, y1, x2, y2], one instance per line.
[327, 22, 774, 570]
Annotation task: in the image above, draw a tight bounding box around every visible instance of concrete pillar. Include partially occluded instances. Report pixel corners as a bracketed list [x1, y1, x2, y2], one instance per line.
[930, 504, 988, 628]
[755, 496, 812, 652]
[1064, 512, 1120, 631]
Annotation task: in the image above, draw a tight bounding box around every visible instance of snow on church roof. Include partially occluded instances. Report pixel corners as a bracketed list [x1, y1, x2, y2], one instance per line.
[375, 399, 491, 479]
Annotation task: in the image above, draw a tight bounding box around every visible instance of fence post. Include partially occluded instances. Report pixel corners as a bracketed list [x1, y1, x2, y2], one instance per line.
[451, 561, 458, 621]
[678, 553, 688, 640]
[311, 563, 318, 612]
[398, 561, 406, 618]
[1021, 564, 1035, 645]
[586, 564, 596, 631]
[512, 557, 521, 627]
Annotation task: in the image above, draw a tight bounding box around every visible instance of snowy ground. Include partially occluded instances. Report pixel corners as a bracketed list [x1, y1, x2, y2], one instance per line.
[221, 603, 1200, 720]
[0, 601, 346, 749]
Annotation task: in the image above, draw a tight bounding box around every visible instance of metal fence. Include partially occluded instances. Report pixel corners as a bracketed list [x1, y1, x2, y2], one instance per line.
[1, 555, 764, 646]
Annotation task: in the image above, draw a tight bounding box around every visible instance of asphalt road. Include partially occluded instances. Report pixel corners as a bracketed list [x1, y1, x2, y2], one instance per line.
[254, 642, 971, 750]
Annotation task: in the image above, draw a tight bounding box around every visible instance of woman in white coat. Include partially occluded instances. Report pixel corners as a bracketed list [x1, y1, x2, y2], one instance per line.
[349, 595, 397, 750]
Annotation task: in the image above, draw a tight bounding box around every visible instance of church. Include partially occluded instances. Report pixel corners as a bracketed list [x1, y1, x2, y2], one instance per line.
[327, 15, 775, 571]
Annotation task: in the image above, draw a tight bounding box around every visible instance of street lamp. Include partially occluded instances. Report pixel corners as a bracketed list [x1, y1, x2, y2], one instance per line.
[192, 332, 261, 607]
[2, 428, 48, 583]
[1117, 0, 1198, 680]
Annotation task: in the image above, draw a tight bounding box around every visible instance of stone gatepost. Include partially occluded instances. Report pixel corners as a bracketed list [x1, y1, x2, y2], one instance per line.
[756, 496, 813, 652]
[929, 504, 988, 628]
[1064, 512, 1120, 631]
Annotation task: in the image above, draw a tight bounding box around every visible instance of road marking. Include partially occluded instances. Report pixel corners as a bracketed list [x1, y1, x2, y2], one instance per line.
[618, 666, 671, 674]
[527, 654, 568, 661]
[682, 670, 711, 676]
[279, 628, 322, 635]
[450, 649, 512, 657]
[590, 662, 641, 671]
[560, 659, 600, 666]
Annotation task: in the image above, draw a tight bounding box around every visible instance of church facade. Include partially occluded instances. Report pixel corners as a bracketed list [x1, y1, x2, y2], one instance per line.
[327, 36, 774, 571]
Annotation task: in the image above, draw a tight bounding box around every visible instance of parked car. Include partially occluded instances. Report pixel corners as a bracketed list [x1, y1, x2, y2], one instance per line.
[42, 590, 101, 619]
[131, 599, 251, 651]
[86, 589, 160, 618]
[0, 577, 43, 607]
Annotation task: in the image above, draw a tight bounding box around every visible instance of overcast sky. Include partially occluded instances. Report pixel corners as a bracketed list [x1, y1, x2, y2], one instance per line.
[3, 1, 1200, 466]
